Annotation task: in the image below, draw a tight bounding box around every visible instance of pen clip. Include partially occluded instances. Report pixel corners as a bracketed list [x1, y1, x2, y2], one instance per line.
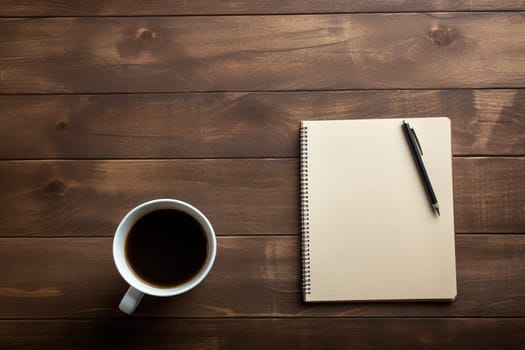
[411, 127, 424, 156]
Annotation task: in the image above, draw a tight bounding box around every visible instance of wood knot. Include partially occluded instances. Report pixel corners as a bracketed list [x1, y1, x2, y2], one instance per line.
[428, 26, 456, 46]
[57, 121, 68, 129]
[44, 179, 66, 195]
[136, 28, 157, 41]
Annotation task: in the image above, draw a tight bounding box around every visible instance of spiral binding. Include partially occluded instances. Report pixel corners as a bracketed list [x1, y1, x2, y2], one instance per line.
[299, 125, 311, 295]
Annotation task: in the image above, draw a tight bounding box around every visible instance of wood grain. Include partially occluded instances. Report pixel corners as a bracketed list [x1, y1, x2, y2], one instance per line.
[0, 159, 298, 237]
[1, 319, 525, 350]
[2, 13, 525, 93]
[0, 159, 523, 237]
[1, 0, 524, 16]
[0, 235, 523, 318]
[1, 90, 524, 159]
[454, 158, 525, 233]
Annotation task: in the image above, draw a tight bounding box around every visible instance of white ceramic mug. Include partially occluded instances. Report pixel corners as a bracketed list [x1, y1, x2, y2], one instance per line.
[113, 199, 217, 314]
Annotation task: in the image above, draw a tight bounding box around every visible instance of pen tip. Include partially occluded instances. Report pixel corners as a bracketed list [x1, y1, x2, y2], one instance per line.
[435, 207, 440, 216]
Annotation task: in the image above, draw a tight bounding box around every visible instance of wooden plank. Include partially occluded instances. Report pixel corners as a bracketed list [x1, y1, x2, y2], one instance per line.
[1, 90, 524, 159]
[1, 319, 524, 350]
[1, 14, 525, 93]
[0, 235, 523, 318]
[0, 158, 523, 237]
[1, 1, 525, 16]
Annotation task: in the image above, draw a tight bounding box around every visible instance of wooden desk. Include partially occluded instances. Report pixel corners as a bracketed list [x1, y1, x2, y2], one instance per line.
[1, 2, 524, 348]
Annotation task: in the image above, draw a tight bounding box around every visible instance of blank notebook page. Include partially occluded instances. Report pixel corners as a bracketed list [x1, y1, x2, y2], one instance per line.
[301, 118, 456, 302]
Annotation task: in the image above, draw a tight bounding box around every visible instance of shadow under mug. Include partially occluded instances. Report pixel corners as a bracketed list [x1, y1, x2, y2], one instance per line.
[113, 199, 217, 314]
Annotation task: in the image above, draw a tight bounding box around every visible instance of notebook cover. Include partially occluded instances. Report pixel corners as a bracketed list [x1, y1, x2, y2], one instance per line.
[300, 118, 456, 302]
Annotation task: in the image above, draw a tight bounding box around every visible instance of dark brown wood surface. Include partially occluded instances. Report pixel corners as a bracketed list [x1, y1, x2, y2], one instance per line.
[1, 13, 525, 93]
[1, 319, 524, 349]
[0, 2, 523, 349]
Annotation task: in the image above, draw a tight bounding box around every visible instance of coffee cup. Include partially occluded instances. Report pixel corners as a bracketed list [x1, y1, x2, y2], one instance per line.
[113, 199, 216, 314]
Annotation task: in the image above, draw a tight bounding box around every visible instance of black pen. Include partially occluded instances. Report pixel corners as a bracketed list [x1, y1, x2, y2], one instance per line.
[402, 120, 440, 216]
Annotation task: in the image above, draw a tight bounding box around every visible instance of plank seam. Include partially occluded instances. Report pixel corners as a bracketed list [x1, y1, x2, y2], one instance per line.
[1, 10, 525, 18]
[3, 86, 525, 96]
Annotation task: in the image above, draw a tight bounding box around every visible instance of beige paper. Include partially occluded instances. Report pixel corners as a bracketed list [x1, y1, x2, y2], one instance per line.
[301, 118, 456, 302]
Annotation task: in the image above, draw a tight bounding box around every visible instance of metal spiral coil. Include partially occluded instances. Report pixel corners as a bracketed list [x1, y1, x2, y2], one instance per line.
[299, 125, 311, 295]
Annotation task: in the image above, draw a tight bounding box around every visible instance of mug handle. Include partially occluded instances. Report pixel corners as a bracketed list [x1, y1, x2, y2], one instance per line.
[119, 286, 144, 314]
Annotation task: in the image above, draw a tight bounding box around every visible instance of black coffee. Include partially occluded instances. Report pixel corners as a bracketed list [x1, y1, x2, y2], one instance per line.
[125, 209, 208, 288]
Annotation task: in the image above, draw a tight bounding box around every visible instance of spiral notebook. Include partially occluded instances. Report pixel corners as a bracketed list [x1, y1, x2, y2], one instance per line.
[300, 118, 456, 302]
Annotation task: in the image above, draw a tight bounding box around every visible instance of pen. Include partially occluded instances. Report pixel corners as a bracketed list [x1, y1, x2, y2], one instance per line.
[402, 120, 440, 216]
